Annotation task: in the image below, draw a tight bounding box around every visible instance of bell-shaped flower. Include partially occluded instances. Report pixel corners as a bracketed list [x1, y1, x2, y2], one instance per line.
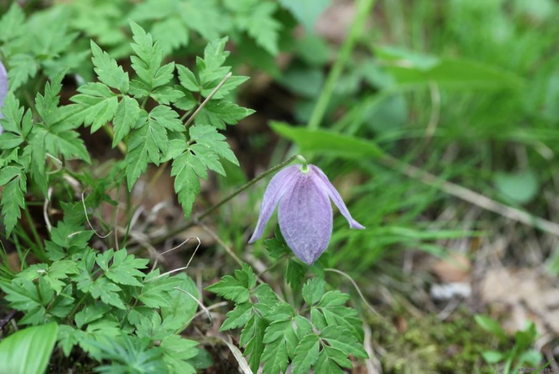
[249, 164, 364, 265]
[0, 60, 7, 134]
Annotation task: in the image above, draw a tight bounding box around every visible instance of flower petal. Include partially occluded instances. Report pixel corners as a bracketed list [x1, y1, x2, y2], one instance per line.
[278, 172, 332, 265]
[248, 165, 300, 243]
[310, 165, 365, 230]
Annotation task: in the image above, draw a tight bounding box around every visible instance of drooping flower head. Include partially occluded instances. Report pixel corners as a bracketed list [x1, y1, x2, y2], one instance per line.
[0, 60, 7, 134]
[249, 163, 364, 265]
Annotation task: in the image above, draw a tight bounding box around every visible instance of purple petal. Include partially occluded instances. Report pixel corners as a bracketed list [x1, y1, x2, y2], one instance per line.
[310, 165, 365, 230]
[278, 172, 332, 265]
[248, 165, 300, 243]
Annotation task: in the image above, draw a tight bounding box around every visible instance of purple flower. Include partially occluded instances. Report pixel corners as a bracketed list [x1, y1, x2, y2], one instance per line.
[249, 164, 365, 265]
[0, 60, 7, 134]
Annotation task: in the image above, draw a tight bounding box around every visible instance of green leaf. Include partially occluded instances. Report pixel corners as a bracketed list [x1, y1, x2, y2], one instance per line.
[7, 54, 39, 91]
[171, 125, 238, 216]
[179, 0, 230, 41]
[261, 338, 290, 374]
[113, 96, 141, 146]
[302, 278, 325, 305]
[160, 274, 200, 328]
[481, 350, 505, 364]
[189, 125, 239, 165]
[161, 335, 198, 374]
[206, 275, 250, 304]
[271, 122, 383, 159]
[0, 3, 26, 42]
[286, 259, 305, 290]
[125, 112, 170, 188]
[195, 100, 254, 129]
[279, 0, 331, 32]
[67, 83, 119, 133]
[0, 323, 58, 374]
[236, 2, 281, 56]
[494, 170, 539, 204]
[90, 41, 129, 93]
[376, 47, 524, 90]
[103, 249, 148, 287]
[130, 21, 174, 91]
[474, 315, 507, 342]
[320, 326, 368, 358]
[139, 271, 178, 308]
[314, 347, 350, 373]
[1, 171, 26, 235]
[74, 302, 111, 329]
[220, 302, 253, 331]
[244, 314, 267, 372]
[177, 65, 199, 92]
[292, 334, 320, 374]
[150, 17, 189, 55]
[149, 105, 184, 132]
[88, 277, 125, 310]
[0, 93, 32, 136]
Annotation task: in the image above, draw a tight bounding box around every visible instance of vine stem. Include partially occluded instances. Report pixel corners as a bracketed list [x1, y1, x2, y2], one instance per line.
[152, 154, 302, 246]
[307, 0, 377, 130]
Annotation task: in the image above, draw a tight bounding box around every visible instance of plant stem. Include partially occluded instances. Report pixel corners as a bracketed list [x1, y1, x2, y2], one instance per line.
[307, 0, 377, 130]
[153, 154, 302, 245]
[103, 125, 127, 154]
[23, 205, 47, 261]
[184, 72, 232, 128]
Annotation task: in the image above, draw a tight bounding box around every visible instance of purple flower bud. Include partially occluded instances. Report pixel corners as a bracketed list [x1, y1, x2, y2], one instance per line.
[0, 60, 7, 134]
[249, 164, 365, 265]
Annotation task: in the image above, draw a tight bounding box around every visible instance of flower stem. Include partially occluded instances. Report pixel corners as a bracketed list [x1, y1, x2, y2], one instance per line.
[307, 0, 377, 130]
[153, 154, 303, 245]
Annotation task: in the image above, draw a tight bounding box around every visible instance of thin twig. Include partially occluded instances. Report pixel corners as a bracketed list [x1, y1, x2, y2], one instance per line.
[325, 268, 382, 318]
[144, 237, 201, 282]
[380, 155, 559, 236]
[152, 154, 301, 246]
[199, 223, 243, 267]
[43, 188, 53, 232]
[184, 72, 232, 128]
[81, 192, 112, 238]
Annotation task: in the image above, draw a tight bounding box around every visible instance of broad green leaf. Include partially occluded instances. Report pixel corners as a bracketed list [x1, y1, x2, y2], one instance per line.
[376, 47, 523, 90]
[0, 323, 58, 374]
[271, 122, 384, 159]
